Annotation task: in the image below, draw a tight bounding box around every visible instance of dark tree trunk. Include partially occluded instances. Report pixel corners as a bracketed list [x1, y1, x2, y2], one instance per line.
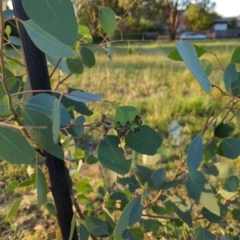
[12, 1, 78, 239]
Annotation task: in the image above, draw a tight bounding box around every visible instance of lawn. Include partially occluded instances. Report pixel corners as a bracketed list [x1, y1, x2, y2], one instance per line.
[1, 39, 240, 239]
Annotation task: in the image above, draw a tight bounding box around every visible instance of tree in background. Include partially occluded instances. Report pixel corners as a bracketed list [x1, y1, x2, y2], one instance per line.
[164, 0, 216, 41]
[186, 2, 219, 31]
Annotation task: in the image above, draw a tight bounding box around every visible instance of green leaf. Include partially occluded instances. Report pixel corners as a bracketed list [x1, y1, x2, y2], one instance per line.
[6, 197, 22, 220]
[98, 135, 131, 175]
[194, 228, 215, 240]
[99, 7, 116, 36]
[151, 168, 166, 188]
[219, 188, 238, 200]
[66, 58, 84, 75]
[9, 36, 21, 46]
[52, 99, 60, 144]
[22, 0, 77, 45]
[68, 212, 76, 240]
[232, 208, 240, 221]
[134, 165, 153, 186]
[0, 77, 17, 99]
[201, 202, 228, 223]
[204, 139, 217, 162]
[3, 9, 14, 18]
[0, 96, 12, 117]
[86, 154, 98, 164]
[26, 93, 71, 127]
[6, 181, 19, 191]
[186, 170, 220, 216]
[168, 45, 205, 61]
[215, 122, 234, 138]
[126, 125, 162, 155]
[224, 63, 238, 89]
[86, 216, 109, 237]
[114, 196, 142, 239]
[176, 41, 211, 93]
[231, 73, 240, 98]
[200, 59, 213, 77]
[223, 175, 239, 192]
[75, 178, 93, 194]
[23, 108, 64, 160]
[169, 196, 192, 227]
[140, 219, 162, 234]
[168, 120, 181, 146]
[66, 90, 102, 103]
[60, 95, 93, 116]
[187, 133, 203, 171]
[46, 202, 56, 217]
[222, 138, 240, 159]
[122, 229, 134, 240]
[19, 173, 36, 187]
[114, 106, 139, 127]
[22, 20, 74, 57]
[47, 55, 70, 74]
[117, 177, 141, 193]
[73, 116, 85, 136]
[159, 179, 184, 190]
[231, 46, 240, 63]
[206, 162, 236, 179]
[78, 25, 93, 43]
[37, 168, 47, 207]
[152, 205, 169, 215]
[0, 126, 35, 165]
[79, 225, 89, 240]
[80, 47, 96, 68]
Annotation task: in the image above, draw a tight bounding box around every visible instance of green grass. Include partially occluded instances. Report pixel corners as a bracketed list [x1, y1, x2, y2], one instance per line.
[1, 39, 240, 239]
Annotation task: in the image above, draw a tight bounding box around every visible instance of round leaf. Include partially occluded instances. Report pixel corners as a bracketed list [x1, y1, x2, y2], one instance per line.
[22, 0, 77, 45]
[86, 216, 109, 237]
[126, 125, 162, 155]
[98, 135, 131, 175]
[80, 47, 96, 68]
[0, 126, 35, 165]
[22, 20, 74, 57]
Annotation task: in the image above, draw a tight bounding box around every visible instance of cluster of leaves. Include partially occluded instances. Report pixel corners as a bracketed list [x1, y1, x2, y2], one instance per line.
[1, 1, 240, 240]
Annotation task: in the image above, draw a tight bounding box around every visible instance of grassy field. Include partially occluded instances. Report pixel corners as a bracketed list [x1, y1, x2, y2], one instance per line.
[1, 39, 240, 239]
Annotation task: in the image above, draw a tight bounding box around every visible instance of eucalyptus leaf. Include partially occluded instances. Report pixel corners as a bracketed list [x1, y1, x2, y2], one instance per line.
[66, 58, 84, 75]
[98, 135, 131, 175]
[231, 46, 240, 63]
[26, 93, 71, 127]
[126, 125, 162, 155]
[224, 63, 238, 89]
[187, 133, 203, 171]
[168, 45, 205, 61]
[186, 170, 220, 216]
[66, 90, 102, 103]
[222, 138, 240, 159]
[23, 108, 64, 160]
[22, 20, 74, 57]
[37, 168, 47, 207]
[86, 216, 109, 237]
[176, 41, 211, 93]
[223, 175, 239, 192]
[169, 196, 193, 227]
[151, 168, 166, 188]
[22, 0, 77, 45]
[114, 196, 142, 239]
[6, 197, 23, 220]
[0, 126, 35, 165]
[47, 55, 70, 74]
[215, 122, 234, 138]
[194, 228, 215, 240]
[99, 7, 116, 36]
[80, 47, 96, 68]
